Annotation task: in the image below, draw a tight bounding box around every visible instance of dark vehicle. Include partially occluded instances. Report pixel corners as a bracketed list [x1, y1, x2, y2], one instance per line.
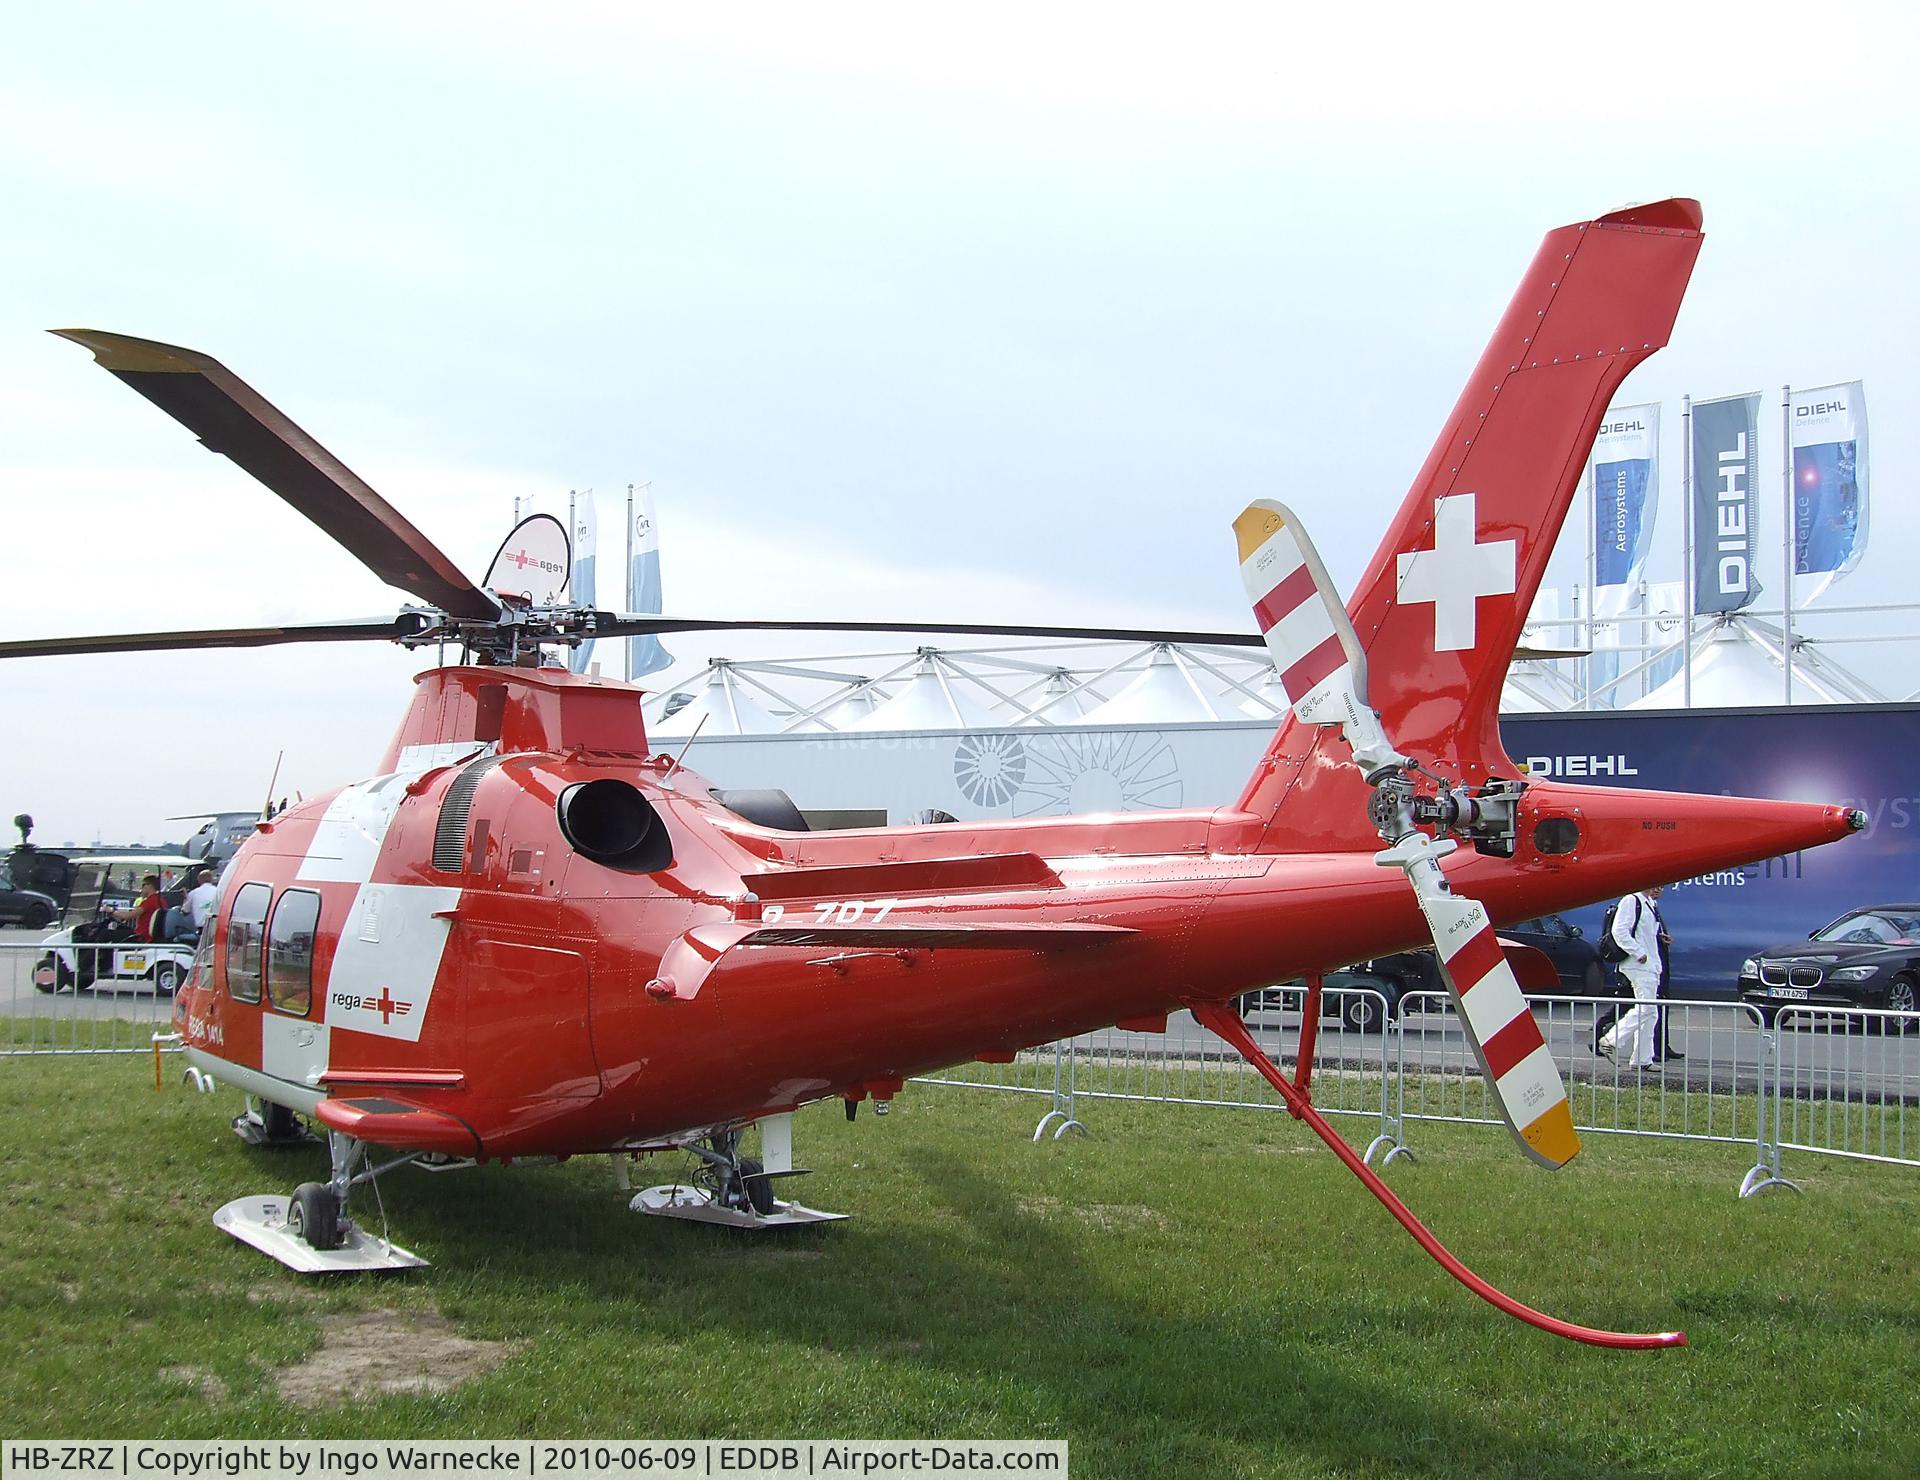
[0, 864, 60, 928]
[1738, 905, 1920, 1031]
[5, 845, 75, 911]
[1262, 915, 1618, 1032]
[1504, 913, 1618, 998]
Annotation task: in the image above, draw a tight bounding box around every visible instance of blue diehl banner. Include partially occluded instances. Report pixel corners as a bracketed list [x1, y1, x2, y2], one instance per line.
[1502, 706, 1919, 991]
[1590, 403, 1658, 612]
[1791, 380, 1868, 606]
[1690, 393, 1762, 614]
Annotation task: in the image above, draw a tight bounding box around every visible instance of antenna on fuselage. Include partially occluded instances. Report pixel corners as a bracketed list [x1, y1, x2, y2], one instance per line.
[661, 713, 710, 790]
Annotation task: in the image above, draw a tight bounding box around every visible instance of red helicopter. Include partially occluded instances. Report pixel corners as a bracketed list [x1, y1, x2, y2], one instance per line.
[9, 198, 1862, 1349]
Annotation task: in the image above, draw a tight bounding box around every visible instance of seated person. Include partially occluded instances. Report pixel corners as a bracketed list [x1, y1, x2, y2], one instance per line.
[113, 875, 167, 942]
[173, 867, 218, 942]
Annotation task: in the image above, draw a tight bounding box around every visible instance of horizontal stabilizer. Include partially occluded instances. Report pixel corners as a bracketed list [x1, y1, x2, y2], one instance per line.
[750, 853, 1061, 900]
[649, 919, 1132, 1000]
[745, 921, 1131, 949]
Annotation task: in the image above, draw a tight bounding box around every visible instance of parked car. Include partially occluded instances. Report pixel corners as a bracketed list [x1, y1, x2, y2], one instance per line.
[1253, 915, 1617, 1032]
[1502, 914, 1619, 997]
[0, 865, 61, 928]
[1737, 905, 1920, 1031]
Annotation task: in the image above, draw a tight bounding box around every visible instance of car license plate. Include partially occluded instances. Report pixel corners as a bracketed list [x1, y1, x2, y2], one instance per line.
[1770, 986, 1810, 1000]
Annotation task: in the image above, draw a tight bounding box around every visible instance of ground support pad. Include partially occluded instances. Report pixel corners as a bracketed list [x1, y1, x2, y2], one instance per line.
[628, 1184, 847, 1228]
[213, 1195, 429, 1273]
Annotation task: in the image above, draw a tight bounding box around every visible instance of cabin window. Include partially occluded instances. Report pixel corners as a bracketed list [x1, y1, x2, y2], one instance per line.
[266, 889, 321, 1016]
[226, 882, 271, 1004]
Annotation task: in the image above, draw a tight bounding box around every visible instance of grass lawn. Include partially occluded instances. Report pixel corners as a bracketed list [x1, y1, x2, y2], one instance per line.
[3, 1055, 1917, 1478]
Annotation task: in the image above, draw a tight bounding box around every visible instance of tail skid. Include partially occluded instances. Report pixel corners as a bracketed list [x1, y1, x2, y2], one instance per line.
[1193, 1004, 1686, 1350]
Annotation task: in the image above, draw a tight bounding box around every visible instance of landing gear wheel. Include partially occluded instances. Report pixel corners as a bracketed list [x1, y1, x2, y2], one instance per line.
[287, 1182, 344, 1251]
[152, 961, 181, 997]
[263, 1101, 302, 1142]
[735, 1156, 776, 1216]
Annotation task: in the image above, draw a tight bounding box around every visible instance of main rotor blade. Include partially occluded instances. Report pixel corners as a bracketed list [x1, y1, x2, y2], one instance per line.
[52, 330, 500, 622]
[0, 618, 410, 661]
[593, 615, 1271, 648]
[595, 614, 1579, 664]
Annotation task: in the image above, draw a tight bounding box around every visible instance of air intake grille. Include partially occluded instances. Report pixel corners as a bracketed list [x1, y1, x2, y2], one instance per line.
[432, 754, 508, 872]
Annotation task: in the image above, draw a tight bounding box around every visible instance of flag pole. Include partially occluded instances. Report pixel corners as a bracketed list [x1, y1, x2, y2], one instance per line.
[1681, 394, 1693, 708]
[1781, 384, 1794, 704]
[625, 481, 636, 684]
[1583, 460, 1595, 711]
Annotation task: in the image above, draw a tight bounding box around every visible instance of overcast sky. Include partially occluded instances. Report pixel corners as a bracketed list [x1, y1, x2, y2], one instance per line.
[2, 3, 1915, 844]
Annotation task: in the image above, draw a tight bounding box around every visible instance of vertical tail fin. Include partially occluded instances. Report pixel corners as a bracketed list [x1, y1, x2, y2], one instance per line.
[1241, 200, 1705, 849]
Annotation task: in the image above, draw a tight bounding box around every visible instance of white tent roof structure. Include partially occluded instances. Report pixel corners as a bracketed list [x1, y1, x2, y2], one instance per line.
[1011, 670, 1106, 726]
[1236, 667, 1288, 720]
[650, 666, 782, 735]
[790, 681, 885, 733]
[1631, 620, 1860, 709]
[1082, 646, 1221, 725]
[853, 657, 997, 730]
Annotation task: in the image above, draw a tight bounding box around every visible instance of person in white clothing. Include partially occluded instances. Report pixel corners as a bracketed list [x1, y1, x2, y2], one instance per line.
[184, 868, 220, 938]
[1600, 884, 1666, 1067]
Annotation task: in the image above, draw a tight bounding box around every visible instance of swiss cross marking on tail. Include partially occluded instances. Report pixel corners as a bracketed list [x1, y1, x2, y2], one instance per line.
[1395, 493, 1517, 652]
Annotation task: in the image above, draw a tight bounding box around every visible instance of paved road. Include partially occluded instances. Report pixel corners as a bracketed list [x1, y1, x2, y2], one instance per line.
[1, 928, 177, 1046]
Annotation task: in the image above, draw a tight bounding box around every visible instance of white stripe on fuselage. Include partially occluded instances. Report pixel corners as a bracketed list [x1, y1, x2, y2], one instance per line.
[295, 747, 482, 1043]
[297, 745, 490, 885]
[324, 884, 462, 1044]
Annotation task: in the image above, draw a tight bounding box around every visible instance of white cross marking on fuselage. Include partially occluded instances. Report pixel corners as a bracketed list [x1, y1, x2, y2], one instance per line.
[1395, 493, 1517, 652]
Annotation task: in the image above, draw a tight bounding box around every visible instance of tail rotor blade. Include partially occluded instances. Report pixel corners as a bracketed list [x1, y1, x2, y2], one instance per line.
[1378, 830, 1580, 1170]
[1234, 499, 1406, 779]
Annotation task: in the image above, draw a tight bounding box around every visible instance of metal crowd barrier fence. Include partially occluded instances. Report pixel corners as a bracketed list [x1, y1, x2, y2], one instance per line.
[1387, 992, 1778, 1191]
[9, 931, 1917, 1196]
[916, 987, 1920, 1196]
[1762, 1003, 1920, 1188]
[1, 937, 182, 1056]
[916, 988, 1397, 1152]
